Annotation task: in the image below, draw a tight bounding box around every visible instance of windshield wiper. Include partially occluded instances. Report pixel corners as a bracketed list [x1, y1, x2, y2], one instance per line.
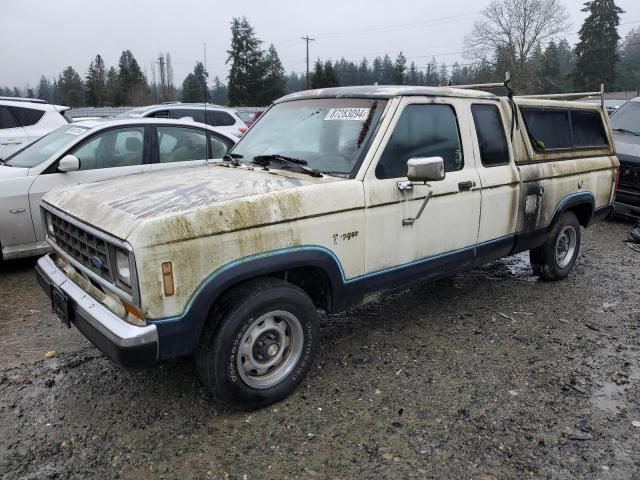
[223, 152, 243, 166]
[613, 128, 640, 137]
[252, 154, 322, 178]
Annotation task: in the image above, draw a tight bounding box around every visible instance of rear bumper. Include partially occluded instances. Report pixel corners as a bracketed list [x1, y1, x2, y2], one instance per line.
[35, 254, 158, 367]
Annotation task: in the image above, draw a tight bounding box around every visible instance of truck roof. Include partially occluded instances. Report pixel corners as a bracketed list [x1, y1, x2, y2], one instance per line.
[275, 85, 497, 103]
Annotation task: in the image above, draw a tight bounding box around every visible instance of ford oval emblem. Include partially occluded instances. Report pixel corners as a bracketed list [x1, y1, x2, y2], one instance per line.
[90, 256, 103, 269]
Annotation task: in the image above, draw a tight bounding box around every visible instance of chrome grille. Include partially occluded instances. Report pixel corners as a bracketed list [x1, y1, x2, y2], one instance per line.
[620, 164, 640, 189]
[49, 213, 113, 281]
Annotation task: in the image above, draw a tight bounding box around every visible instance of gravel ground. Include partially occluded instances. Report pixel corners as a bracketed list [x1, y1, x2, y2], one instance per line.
[1, 221, 639, 480]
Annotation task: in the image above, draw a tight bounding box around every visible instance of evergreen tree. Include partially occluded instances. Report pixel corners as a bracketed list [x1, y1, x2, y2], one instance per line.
[182, 74, 203, 102]
[117, 50, 149, 105]
[573, 0, 624, 90]
[381, 55, 394, 84]
[538, 41, 562, 93]
[439, 63, 449, 85]
[26, 88, 34, 98]
[37, 76, 52, 102]
[323, 60, 340, 87]
[425, 58, 439, 86]
[58, 66, 85, 107]
[311, 59, 324, 88]
[259, 44, 287, 104]
[407, 61, 419, 85]
[105, 67, 119, 106]
[450, 62, 464, 85]
[211, 76, 229, 105]
[85, 54, 107, 107]
[227, 17, 265, 106]
[557, 39, 575, 92]
[393, 52, 407, 85]
[617, 27, 640, 92]
[358, 58, 370, 85]
[372, 57, 383, 84]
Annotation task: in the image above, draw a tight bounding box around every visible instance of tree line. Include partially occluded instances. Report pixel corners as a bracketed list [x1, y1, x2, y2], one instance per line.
[2, 0, 639, 107]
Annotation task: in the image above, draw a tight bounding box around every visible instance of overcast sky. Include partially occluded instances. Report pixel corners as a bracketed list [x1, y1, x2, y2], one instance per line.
[1, 0, 639, 89]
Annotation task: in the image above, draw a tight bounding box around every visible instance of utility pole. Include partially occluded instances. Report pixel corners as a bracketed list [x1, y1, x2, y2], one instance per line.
[302, 35, 315, 89]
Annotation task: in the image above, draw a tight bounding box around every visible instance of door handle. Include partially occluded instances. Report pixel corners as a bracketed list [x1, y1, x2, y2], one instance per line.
[0, 141, 22, 145]
[458, 180, 475, 191]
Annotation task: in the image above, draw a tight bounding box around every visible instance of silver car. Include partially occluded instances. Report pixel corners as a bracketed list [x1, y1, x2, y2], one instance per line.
[0, 118, 236, 260]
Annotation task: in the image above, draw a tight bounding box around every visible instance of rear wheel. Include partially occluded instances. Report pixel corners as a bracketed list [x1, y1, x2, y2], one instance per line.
[530, 211, 581, 281]
[196, 278, 319, 409]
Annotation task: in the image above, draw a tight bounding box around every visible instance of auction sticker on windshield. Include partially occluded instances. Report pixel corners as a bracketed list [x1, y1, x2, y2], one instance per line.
[65, 127, 88, 135]
[324, 108, 370, 121]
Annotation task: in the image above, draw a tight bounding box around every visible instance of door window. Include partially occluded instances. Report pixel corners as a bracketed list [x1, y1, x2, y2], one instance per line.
[209, 134, 232, 158]
[0, 107, 19, 129]
[156, 126, 207, 163]
[70, 127, 145, 170]
[206, 110, 236, 126]
[376, 104, 463, 179]
[471, 104, 510, 167]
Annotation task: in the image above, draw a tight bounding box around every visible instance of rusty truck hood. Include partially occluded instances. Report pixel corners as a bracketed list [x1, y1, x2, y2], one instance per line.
[42, 163, 324, 240]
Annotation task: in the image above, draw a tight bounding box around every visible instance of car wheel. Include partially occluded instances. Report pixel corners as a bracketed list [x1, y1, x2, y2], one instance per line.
[529, 211, 581, 281]
[196, 277, 319, 409]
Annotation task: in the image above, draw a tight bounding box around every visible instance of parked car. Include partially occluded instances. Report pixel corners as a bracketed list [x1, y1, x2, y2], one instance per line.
[0, 97, 70, 159]
[610, 97, 640, 219]
[235, 107, 266, 127]
[0, 118, 236, 260]
[36, 85, 617, 408]
[118, 103, 248, 138]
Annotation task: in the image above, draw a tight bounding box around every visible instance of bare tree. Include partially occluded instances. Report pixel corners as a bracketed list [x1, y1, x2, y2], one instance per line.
[464, 0, 570, 90]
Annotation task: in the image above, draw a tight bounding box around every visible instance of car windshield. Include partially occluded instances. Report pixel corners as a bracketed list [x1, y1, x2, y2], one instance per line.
[611, 101, 640, 135]
[230, 98, 387, 176]
[4, 125, 89, 168]
[117, 107, 150, 118]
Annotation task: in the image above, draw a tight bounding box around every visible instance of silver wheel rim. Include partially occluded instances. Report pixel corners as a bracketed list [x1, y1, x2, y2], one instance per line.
[555, 225, 577, 269]
[236, 310, 304, 390]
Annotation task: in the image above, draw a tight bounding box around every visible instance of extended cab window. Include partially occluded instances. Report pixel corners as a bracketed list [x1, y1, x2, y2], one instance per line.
[521, 107, 609, 151]
[471, 104, 510, 167]
[157, 126, 207, 163]
[376, 104, 463, 179]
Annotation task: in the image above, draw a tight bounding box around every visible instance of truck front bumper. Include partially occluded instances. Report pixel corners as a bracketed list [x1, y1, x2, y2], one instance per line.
[35, 254, 158, 367]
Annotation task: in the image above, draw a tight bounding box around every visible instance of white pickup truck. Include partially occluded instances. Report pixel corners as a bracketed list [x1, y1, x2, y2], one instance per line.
[36, 85, 618, 407]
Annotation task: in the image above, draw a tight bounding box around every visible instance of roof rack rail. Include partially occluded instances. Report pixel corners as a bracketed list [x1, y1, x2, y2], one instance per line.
[451, 82, 506, 90]
[0, 96, 48, 104]
[516, 84, 605, 109]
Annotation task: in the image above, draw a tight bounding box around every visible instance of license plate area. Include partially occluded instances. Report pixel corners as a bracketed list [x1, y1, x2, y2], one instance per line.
[51, 285, 71, 328]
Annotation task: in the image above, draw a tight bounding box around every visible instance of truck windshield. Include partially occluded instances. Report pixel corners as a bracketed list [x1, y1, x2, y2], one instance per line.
[611, 101, 640, 135]
[4, 125, 89, 168]
[229, 98, 387, 176]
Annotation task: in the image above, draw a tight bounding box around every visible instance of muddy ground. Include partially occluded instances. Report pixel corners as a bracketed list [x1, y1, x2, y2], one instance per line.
[1, 221, 639, 479]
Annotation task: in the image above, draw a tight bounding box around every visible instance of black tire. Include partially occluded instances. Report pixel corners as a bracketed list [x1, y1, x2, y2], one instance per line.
[196, 277, 319, 409]
[529, 211, 581, 281]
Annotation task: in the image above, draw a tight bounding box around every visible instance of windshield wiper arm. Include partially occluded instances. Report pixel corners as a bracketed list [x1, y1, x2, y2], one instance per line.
[613, 128, 640, 137]
[223, 152, 243, 166]
[252, 154, 322, 178]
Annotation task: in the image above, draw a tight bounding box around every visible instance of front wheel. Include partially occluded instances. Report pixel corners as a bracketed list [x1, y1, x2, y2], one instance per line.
[530, 211, 581, 281]
[196, 278, 319, 409]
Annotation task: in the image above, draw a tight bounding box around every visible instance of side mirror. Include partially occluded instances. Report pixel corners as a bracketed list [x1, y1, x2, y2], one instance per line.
[58, 154, 80, 172]
[406, 157, 445, 183]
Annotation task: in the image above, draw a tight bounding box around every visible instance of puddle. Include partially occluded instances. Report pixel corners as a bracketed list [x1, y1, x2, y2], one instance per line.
[591, 362, 640, 414]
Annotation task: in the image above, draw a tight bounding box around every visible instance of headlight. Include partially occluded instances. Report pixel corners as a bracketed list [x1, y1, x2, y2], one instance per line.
[46, 212, 55, 235]
[115, 249, 131, 287]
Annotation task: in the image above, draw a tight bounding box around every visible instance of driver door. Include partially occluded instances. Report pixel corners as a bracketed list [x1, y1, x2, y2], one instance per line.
[28, 126, 150, 242]
[363, 97, 481, 283]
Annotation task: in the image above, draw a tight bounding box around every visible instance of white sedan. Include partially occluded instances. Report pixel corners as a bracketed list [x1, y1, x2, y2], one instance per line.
[0, 118, 236, 260]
